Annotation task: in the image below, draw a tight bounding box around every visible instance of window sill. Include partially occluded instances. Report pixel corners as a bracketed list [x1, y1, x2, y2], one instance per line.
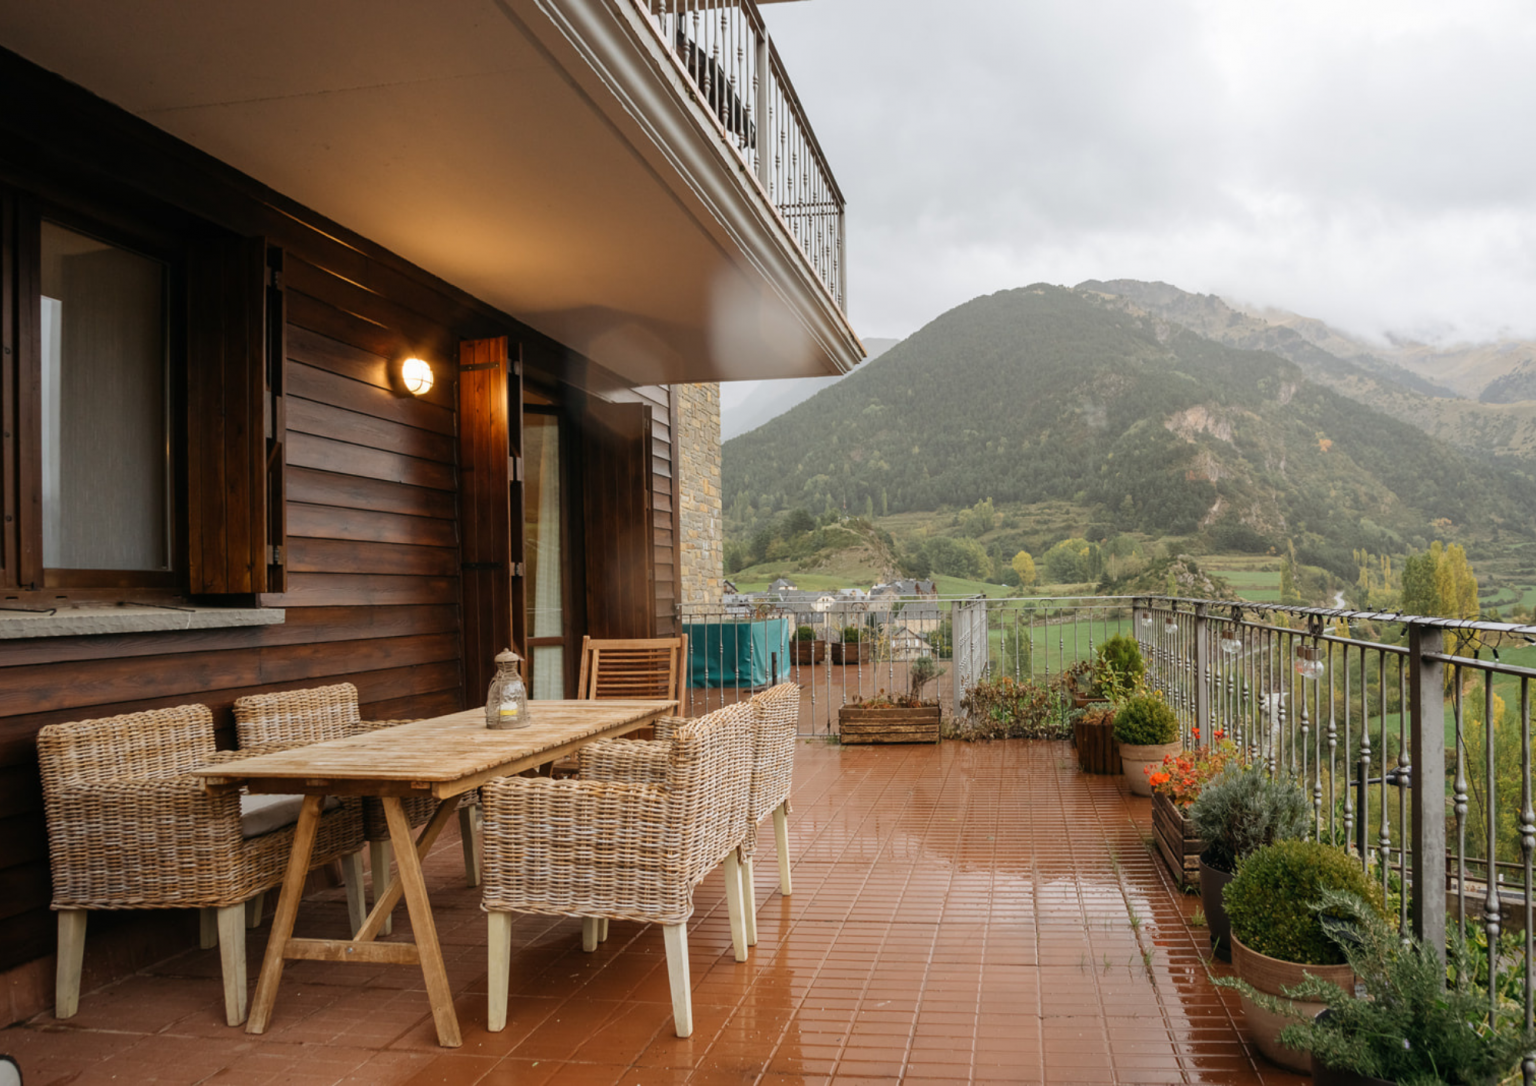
[0, 605, 286, 640]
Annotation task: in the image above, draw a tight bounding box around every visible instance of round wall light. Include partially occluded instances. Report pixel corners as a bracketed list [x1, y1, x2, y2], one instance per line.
[401, 357, 434, 396]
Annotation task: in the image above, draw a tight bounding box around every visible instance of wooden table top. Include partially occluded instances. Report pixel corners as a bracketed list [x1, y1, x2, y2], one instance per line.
[194, 699, 674, 799]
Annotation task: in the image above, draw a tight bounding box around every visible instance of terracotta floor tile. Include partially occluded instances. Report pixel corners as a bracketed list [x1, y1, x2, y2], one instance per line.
[2, 739, 1330, 1086]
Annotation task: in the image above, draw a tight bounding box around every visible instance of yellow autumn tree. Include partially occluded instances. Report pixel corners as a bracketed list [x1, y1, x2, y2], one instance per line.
[1011, 550, 1037, 587]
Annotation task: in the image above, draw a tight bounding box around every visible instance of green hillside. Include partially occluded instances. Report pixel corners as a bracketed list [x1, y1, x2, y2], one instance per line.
[723, 285, 1536, 583]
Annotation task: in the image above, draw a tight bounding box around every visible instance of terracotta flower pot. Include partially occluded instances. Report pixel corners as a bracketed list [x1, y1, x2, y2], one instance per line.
[1231, 934, 1355, 1074]
[1198, 855, 1234, 962]
[1119, 741, 1181, 797]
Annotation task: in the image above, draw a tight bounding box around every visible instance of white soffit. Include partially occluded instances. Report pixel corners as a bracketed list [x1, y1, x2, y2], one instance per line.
[0, 0, 860, 383]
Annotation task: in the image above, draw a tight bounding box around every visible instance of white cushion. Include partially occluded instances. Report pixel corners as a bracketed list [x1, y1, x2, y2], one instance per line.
[239, 793, 342, 839]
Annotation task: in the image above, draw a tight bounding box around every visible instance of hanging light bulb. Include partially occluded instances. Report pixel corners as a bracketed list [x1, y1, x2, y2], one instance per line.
[1219, 629, 1243, 655]
[1294, 643, 1324, 680]
[1138, 609, 1153, 630]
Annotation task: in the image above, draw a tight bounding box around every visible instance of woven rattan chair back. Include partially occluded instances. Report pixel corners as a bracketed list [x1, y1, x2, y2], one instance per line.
[39, 703, 215, 787]
[667, 699, 754, 885]
[747, 682, 799, 827]
[233, 682, 363, 748]
[576, 635, 687, 712]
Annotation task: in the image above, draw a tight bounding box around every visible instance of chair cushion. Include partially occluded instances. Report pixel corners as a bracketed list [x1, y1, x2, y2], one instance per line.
[239, 793, 342, 839]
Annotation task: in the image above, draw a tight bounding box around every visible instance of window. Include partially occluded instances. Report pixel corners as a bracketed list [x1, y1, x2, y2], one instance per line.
[39, 221, 171, 574]
[524, 409, 565, 698]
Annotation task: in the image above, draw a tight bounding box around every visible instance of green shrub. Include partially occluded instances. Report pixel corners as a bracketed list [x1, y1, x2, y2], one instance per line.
[952, 677, 1068, 740]
[841, 625, 862, 644]
[1094, 634, 1144, 696]
[1188, 764, 1311, 872]
[794, 625, 817, 642]
[1223, 840, 1386, 965]
[1221, 888, 1532, 1085]
[1111, 693, 1178, 745]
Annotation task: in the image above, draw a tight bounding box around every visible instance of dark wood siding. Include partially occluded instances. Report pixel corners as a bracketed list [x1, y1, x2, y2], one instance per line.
[0, 45, 691, 986]
[604, 385, 680, 635]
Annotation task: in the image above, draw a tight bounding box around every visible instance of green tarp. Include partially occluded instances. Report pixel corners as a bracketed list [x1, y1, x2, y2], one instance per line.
[684, 619, 792, 689]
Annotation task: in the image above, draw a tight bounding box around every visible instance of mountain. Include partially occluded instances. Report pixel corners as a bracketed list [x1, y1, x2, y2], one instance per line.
[1078, 280, 1536, 463]
[720, 337, 899, 440]
[722, 285, 1536, 576]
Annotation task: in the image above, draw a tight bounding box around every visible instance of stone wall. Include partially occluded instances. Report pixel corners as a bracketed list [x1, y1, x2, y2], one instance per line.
[674, 383, 722, 609]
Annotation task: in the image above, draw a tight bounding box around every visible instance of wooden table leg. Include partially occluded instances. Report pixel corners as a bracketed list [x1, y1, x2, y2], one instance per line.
[382, 797, 462, 1047]
[246, 795, 322, 1034]
[355, 798, 457, 943]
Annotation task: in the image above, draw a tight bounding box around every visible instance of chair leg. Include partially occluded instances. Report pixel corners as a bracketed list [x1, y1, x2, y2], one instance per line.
[741, 854, 758, 947]
[340, 850, 366, 937]
[598, 918, 609, 943]
[582, 917, 600, 953]
[55, 910, 87, 1019]
[459, 805, 481, 887]
[245, 892, 266, 930]
[662, 923, 693, 1038]
[199, 907, 218, 950]
[774, 803, 793, 896]
[370, 839, 393, 936]
[216, 903, 248, 1027]
[487, 911, 512, 1032]
[723, 852, 749, 963]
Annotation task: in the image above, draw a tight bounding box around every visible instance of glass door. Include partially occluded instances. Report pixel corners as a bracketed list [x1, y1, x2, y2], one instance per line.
[523, 408, 566, 698]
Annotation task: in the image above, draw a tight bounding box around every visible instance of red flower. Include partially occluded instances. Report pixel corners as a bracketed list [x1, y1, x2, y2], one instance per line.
[1148, 771, 1171, 786]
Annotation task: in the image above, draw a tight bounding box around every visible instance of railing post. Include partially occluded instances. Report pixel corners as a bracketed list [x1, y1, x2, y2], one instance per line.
[1193, 603, 1210, 748]
[754, 28, 769, 187]
[1409, 622, 1446, 975]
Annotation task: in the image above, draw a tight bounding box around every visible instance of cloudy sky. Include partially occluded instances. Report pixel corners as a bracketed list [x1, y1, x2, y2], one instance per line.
[759, 0, 1536, 350]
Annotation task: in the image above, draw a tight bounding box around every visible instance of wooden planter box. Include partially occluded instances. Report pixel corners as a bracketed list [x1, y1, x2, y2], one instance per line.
[832, 641, 867, 665]
[1071, 692, 1109, 710]
[792, 640, 825, 665]
[838, 706, 941, 744]
[1073, 717, 1119, 774]
[1152, 791, 1203, 890]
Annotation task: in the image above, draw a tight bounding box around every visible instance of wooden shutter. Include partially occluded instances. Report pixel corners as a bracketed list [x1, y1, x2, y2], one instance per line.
[582, 399, 655, 639]
[186, 236, 280, 595]
[458, 336, 520, 703]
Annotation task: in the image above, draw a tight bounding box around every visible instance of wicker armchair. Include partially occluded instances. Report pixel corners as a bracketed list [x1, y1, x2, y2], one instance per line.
[233, 683, 482, 935]
[482, 700, 755, 1038]
[635, 683, 799, 947]
[38, 704, 366, 1026]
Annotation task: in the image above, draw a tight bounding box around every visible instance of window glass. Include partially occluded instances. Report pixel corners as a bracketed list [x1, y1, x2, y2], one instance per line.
[40, 222, 169, 571]
[524, 413, 563, 697]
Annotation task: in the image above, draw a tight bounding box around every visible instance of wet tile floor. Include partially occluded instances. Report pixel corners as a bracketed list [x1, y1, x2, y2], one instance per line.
[1, 739, 1308, 1085]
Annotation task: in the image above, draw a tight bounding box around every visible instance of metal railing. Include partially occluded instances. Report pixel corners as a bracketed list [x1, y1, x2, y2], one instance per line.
[633, 0, 847, 309]
[681, 592, 1536, 1068]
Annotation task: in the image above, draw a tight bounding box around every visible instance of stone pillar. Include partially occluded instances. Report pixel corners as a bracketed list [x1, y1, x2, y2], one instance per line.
[674, 384, 722, 609]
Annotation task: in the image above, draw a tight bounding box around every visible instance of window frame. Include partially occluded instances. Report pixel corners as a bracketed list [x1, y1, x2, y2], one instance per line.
[2, 187, 191, 602]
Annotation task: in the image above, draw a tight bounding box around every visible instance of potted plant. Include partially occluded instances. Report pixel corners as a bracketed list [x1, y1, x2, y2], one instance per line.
[1186, 762, 1310, 961]
[1094, 634, 1144, 700]
[838, 657, 943, 744]
[1146, 732, 1236, 889]
[792, 624, 824, 665]
[1216, 839, 1386, 1073]
[1262, 889, 1531, 1086]
[1112, 693, 1180, 796]
[1073, 703, 1119, 774]
[832, 625, 867, 665]
[1055, 660, 1101, 709]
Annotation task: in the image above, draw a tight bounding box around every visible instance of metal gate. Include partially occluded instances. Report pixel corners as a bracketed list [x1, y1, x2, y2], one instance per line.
[950, 596, 989, 717]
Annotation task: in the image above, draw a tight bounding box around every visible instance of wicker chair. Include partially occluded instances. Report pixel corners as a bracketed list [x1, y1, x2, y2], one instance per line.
[38, 704, 366, 1026]
[482, 700, 754, 1038]
[233, 683, 482, 935]
[644, 683, 799, 947]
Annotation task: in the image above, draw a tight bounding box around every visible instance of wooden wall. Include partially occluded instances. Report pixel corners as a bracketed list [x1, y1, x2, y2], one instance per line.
[0, 44, 690, 993]
[605, 385, 683, 636]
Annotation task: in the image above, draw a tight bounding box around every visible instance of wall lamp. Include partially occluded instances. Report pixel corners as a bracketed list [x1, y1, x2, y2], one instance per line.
[399, 357, 434, 396]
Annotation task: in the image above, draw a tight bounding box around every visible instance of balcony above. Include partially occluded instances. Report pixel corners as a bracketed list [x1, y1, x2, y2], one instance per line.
[0, 0, 862, 385]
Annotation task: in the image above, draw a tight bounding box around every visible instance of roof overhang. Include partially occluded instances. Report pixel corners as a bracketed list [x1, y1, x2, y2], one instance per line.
[0, 0, 862, 384]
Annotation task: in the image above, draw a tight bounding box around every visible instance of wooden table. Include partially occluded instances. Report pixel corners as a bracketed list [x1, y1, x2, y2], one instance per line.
[195, 699, 673, 1047]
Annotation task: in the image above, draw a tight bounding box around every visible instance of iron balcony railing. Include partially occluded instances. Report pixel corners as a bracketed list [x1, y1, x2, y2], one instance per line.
[679, 593, 1536, 1071]
[633, 0, 847, 310]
